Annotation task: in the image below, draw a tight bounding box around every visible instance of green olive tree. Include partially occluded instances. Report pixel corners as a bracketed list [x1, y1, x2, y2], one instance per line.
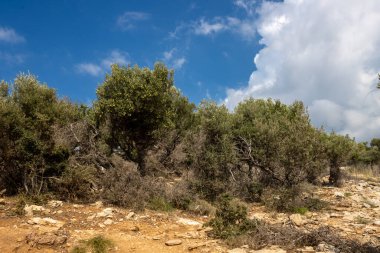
[94, 63, 175, 175]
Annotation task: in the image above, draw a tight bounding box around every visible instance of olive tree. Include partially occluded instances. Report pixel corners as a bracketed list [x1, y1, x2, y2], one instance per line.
[233, 99, 327, 187]
[95, 63, 175, 175]
[325, 132, 355, 186]
[0, 74, 75, 195]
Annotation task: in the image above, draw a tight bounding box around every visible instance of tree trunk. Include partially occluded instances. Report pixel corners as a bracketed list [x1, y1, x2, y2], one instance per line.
[137, 148, 147, 176]
[329, 164, 341, 186]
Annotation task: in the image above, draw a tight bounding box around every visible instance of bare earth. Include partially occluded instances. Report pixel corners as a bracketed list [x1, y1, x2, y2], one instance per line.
[0, 177, 379, 253]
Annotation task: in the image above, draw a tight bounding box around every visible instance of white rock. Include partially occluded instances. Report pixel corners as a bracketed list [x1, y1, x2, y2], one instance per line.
[96, 208, 114, 218]
[126, 211, 135, 219]
[24, 205, 46, 217]
[289, 214, 305, 226]
[176, 218, 202, 226]
[48, 200, 63, 208]
[104, 219, 113, 225]
[227, 248, 247, 253]
[334, 191, 345, 198]
[165, 239, 182, 246]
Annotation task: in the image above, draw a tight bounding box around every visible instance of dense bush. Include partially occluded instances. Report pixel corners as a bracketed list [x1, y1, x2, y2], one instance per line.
[233, 99, 327, 187]
[95, 63, 176, 176]
[185, 101, 238, 201]
[0, 74, 83, 195]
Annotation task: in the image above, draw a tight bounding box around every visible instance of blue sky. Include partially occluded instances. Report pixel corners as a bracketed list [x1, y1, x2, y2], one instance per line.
[1, 0, 380, 140]
[0, 0, 263, 105]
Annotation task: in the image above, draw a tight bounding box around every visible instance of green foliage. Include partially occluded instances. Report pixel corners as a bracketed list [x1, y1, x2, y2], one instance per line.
[293, 207, 308, 215]
[0, 74, 85, 195]
[186, 101, 238, 200]
[233, 99, 327, 187]
[72, 235, 114, 253]
[324, 132, 355, 185]
[95, 63, 175, 175]
[148, 196, 174, 212]
[206, 195, 257, 239]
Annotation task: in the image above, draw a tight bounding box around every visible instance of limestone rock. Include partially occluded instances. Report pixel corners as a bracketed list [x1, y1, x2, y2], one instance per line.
[96, 207, 114, 218]
[48, 200, 63, 208]
[165, 239, 182, 246]
[289, 214, 305, 226]
[24, 205, 45, 217]
[177, 217, 202, 226]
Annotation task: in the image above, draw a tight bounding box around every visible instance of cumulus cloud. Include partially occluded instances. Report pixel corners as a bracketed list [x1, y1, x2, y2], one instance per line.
[224, 0, 380, 141]
[117, 11, 150, 30]
[76, 50, 130, 76]
[0, 27, 25, 43]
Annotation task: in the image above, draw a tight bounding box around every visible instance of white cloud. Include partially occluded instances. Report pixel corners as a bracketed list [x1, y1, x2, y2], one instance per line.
[162, 48, 186, 69]
[194, 18, 227, 35]
[117, 11, 150, 30]
[224, 0, 380, 141]
[173, 57, 186, 69]
[76, 63, 102, 76]
[76, 50, 130, 76]
[0, 27, 25, 43]
[101, 50, 129, 68]
[191, 5, 257, 40]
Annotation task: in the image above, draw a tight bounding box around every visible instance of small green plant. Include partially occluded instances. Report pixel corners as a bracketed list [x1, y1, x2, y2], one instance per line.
[188, 199, 216, 216]
[354, 216, 370, 224]
[71, 235, 113, 253]
[344, 192, 352, 197]
[206, 195, 257, 239]
[148, 197, 174, 212]
[293, 207, 308, 215]
[71, 246, 86, 253]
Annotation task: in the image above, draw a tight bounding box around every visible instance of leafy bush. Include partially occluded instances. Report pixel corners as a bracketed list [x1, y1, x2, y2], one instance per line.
[185, 101, 238, 201]
[206, 195, 257, 239]
[71, 235, 113, 253]
[233, 99, 327, 188]
[95, 63, 176, 176]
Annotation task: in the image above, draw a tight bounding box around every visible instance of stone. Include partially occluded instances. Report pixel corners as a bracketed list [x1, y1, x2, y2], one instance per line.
[296, 246, 315, 253]
[177, 217, 202, 226]
[289, 214, 305, 226]
[92, 201, 103, 208]
[252, 246, 286, 253]
[24, 205, 45, 217]
[0, 198, 6, 205]
[227, 248, 247, 253]
[316, 242, 337, 253]
[334, 191, 345, 198]
[104, 219, 113, 225]
[87, 214, 96, 221]
[48, 200, 63, 208]
[126, 211, 135, 219]
[97, 207, 114, 218]
[373, 220, 380, 226]
[165, 239, 182, 246]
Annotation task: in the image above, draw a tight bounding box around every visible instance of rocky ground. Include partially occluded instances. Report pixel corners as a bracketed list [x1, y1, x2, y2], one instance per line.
[0, 176, 379, 253]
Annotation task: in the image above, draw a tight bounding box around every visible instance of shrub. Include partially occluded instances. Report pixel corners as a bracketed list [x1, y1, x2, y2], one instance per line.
[233, 99, 327, 188]
[261, 184, 328, 212]
[71, 235, 113, 253]
[94, 63, 176, 176]
[185, 101, 238, 201]
[206, 195, 257, 239]
[100, 158, 168, 211]
[188, 199, 216, 216]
